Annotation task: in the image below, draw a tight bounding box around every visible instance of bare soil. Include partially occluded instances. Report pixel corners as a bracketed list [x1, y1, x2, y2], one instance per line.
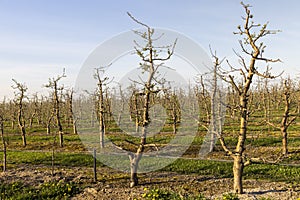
[0, 165, 299, 200]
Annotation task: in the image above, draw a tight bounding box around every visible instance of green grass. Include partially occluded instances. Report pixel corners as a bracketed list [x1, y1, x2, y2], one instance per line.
[163, 159, 233, 178]
[0, 150, 104, 167]
[2, 150, 299, 183]
[141, 187, 208, 200]
[0, 181, 80, 200]
[244, 163, 300, 182]
[0, 119, 299, 194]
[164, 158, 300, 183]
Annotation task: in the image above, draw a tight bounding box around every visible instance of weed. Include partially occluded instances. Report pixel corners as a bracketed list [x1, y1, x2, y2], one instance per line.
[222, 192, 239, 200]
[141, 187, 208, 200]
[0, 181, 80, 200]
[141, 187, 176, 200]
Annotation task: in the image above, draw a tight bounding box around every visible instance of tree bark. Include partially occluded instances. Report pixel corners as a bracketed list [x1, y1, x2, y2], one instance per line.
[94, 68, 106, 149]
[45, 71, 65, 148]
[129, 134, 144, 187]
[11, 121, 14, 130]
[171, 98, 178, 134]
[280, 79, 295, 155]
[21, 125, 26, 147]
[126, 12, 176, 187]
[47, 124, 51, 135]
[73, 119, 78, 135]
[282, 129, 288, 155]
[2, 143, 6, 172]
[129, 155, 140, 187]
[0, 121, 6, 172]
[59, 131, 63, 148]
[57, 119, 63, 147]
[132, 92, 140, 134]
[217, 2, 280, 195]
[17, 103, 26, 147]
[99, 92, 105, 148]
[233, 155, 244, 194]
[46, 116, 52, 135]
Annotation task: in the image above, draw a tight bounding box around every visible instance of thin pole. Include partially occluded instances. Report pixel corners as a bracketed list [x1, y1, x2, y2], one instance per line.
[93, 149, 97, 182]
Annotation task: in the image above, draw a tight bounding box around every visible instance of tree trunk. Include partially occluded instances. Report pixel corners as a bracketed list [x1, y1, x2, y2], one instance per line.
[91, 110, 95, 127]
[133, 93, 139, 134]
[1, 121, 6, 172]
[29, 117, 33, 128]
[47, 125, 50, 135]
[135, 119, 139, 133]
[233, 155, 244, 194]
[209, 66, 218, 152]
[73, 119, 78, 135]
[117, 113, 122, 125]
[37, 118, 41, 125]
[51, 147, 55, 176]
[129, 156, 139, 187]
[99, 126, 104, 148]
[97, 77, 105, 149]
[281, 80, 292, 156]
[129, 143, 144, 188]
[172, 122, 176, 134]
[99, 110, 105, 148]
[11, 120, 14, 130]
[57, 115, 63, 147]
[20, 125, 26, 147]
[59, 131, 63, 148]
[3, 144, 6, 172]
[282, 128, 288, 155]
[172, 101, 177, 134]
[232, 94, 248, 194]
[18, 108, 26, 147]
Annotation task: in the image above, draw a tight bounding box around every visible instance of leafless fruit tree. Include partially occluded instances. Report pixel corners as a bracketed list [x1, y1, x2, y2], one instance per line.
[217, 2, 281, 194]
[126, 12, 177, 187]
[45, 70, 66, 147]
[12, 79, 28, 147]
[0, 100, 7, 172]
[93, 67, 110, 148]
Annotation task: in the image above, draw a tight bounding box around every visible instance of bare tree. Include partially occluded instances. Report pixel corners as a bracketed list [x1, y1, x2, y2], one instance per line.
[12, 79, 28, 147]
[93, 67, 110, 148]
[65, 89, 77, 135]
[280, 79, 297, 155]
[201, 51, 225, 154]
[41, 96, 54, 135]
[267, 79, 297, 155]
[28, 93, 40, 128]
[45, 70, 66, 147]
[195, 75, 211, 125]
[104, 88, 113, 130]
[32, 93, 44, 126]
[129, 85, 142, 133]
[217, 2, 281, 194]
[126, 12, 177, 187]
[163, 90, 180, 134]
[7, 100, 17, 130]
[114, 85, 125, 126]
[0, 100, 7, 172]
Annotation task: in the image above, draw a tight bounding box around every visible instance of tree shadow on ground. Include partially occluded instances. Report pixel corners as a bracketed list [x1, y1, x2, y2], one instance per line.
[248, 189, 288, 195]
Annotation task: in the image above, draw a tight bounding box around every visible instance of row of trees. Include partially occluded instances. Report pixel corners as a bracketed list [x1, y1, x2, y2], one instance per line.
[0, 70, 76, 149]
[75, 4, 297, 194]
[0, 67, 298, 190]
[0, 2, 298, 194]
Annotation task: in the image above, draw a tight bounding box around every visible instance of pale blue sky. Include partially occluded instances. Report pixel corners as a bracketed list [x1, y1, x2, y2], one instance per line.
[1, 0, 300, 98]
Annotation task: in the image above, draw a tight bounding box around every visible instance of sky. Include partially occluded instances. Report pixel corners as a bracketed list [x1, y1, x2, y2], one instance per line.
[1, 0, 300, 98]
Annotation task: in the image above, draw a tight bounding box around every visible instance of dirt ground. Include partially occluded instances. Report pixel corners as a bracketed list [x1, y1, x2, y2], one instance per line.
[0, 165, 299, 200]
